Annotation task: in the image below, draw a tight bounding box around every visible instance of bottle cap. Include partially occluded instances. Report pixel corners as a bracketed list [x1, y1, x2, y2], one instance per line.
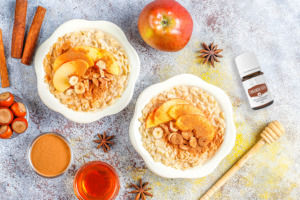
[235, 52, 261, 77]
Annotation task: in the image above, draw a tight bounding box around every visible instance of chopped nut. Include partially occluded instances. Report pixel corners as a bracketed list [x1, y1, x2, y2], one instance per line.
[167, 133, 176, 142]
[169, 121, 178, 132]
[96, 60, 106, 69]
[100, 69, 105, 77]
[179, 144, 191, 151]
[99, 78, 108, 91]
[182, 131, 193, 140]
[169, 133, 183, 145]
[152, 127, 163, 139]
[69, 76, 79, 86]
[189, 137, 197, 148]
[198, 137, 210, 147]
[161, 124, 170, 134]
[92, 86, 102, 98]
[84, 80, 89, 91]
[93, 73, 100, 79]
[74, 82, 85, 94]
[92, 78, 99, 87]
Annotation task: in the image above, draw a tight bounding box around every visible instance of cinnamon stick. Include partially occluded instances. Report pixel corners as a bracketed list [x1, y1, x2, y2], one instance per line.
[0, 30, 10, 88]
[11, 0, 28, 58]
[21, 6, 46, 65]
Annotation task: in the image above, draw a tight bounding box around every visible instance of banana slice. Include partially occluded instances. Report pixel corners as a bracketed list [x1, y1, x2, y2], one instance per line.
[74, 82, 85, 94]
[69, 76, 79, 86]
[152, 127, 164, 139]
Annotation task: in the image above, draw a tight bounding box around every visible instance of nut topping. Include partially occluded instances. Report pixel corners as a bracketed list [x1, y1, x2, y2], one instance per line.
[189, 137, 197, 148]
[182, 131, 193, 140]
[169, 133, 183, 145]
[160, 124, 170, 134]
[169, 121, 178, 132]
[198, 136, 210, 147]
[179, 144, 191, 151]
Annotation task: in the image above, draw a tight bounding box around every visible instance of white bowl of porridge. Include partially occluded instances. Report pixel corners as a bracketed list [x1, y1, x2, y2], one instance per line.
[34, 20, 140, 123]
[129, 74, 236, 178]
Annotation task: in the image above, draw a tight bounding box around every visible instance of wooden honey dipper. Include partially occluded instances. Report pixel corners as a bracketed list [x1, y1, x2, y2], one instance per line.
[200, 121, 285, 200]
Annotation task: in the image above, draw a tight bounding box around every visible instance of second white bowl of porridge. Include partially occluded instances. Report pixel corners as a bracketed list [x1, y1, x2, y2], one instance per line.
[130, 74, 236, 178]
[34, 19, 140, 123]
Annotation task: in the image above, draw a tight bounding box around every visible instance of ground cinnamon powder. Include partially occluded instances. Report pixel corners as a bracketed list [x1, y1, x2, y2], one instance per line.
[30, 133, 71, 177]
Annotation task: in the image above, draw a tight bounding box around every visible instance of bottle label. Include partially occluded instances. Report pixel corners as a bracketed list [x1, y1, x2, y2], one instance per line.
[242, 74, 273, 108]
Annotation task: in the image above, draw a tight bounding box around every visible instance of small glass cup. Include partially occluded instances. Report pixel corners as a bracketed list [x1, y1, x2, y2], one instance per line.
[73, 161, 120, 200]
[27, 132, 73, 178]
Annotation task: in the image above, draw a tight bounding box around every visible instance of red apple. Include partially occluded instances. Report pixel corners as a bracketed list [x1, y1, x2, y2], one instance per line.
[138, 0, 193, 52]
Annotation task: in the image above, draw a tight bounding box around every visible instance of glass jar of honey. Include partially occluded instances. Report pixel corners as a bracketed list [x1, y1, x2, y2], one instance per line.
[73, 161, 120, 200]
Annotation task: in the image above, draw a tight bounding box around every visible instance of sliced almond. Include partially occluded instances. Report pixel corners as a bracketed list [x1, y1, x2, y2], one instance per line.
[198, 136, 210, 147]
[169, 133, 183, 145]
[100, 69, 105, 77]
[179, 144, 191, 151]
[93, 73, 100, 79]
[92, 78, 99, 87]
[182, 131, 193, 140]
[189, 137, 197, 148]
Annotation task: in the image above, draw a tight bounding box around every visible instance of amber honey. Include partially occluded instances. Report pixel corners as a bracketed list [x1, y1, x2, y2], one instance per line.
[73, 161, 120, 200]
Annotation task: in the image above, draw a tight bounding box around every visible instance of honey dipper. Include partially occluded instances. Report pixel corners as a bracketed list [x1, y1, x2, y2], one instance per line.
[200, 121, 285, 200]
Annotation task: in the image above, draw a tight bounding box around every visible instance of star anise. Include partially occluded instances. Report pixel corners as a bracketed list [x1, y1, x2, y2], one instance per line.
[93, 132, 114, 153]
[199, 42, 223, 67]
[129, 179, 153, 200]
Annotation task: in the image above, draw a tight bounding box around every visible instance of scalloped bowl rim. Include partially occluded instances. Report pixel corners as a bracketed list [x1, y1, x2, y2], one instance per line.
[34, 19, 140, 123]
[129, 74, 236, 179]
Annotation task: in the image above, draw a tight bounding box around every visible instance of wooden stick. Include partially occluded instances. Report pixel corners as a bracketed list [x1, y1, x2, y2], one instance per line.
[200, 121, 285, 200]
[21, 6, 46, 65]
[0, 29, 10, 88]
[11, 0, 28, 58]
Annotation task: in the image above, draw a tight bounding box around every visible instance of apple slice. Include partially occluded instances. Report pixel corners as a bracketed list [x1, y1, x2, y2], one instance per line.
[145, 108, 158, 128]
[71, 46, 102, 62]
[168, 104, 203, 120]
[53, 59, 89, 92]
[154, 99, 189, 126]
[176, 114, 215, 141]
[53, 51, 94, 72]
[97, 49, 120, 75]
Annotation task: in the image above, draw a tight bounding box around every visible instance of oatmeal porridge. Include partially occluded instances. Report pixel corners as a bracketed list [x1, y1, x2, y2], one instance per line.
[139, 86, 226, 170]
[43, 30, 130, 112]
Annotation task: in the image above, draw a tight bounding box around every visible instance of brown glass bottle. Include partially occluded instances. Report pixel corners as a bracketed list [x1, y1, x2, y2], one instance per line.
[235, 52, 274, 110]
[242, 71, 274, 110]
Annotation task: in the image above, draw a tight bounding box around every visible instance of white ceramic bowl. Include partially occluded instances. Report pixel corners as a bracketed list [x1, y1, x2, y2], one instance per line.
[34, 19, 140, 123]
[129, 74, 236, 179]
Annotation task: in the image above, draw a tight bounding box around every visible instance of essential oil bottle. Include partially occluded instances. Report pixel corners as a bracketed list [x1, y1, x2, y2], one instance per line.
[235, 52, 273, 110]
